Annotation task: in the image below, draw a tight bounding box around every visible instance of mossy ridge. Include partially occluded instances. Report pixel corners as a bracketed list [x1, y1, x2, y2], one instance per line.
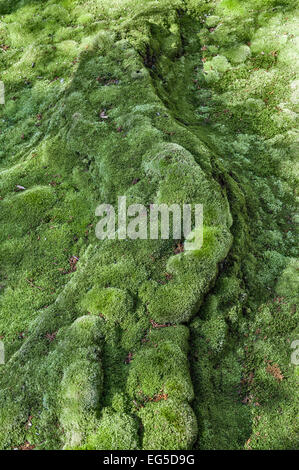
[143, 10, 253, 449]
[54, 28, 232, 449]
[0, 1, 233, 450]
[146, 1, 298, 449]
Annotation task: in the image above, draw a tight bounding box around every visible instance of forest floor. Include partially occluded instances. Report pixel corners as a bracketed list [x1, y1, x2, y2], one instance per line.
[0, 0, 298, 450]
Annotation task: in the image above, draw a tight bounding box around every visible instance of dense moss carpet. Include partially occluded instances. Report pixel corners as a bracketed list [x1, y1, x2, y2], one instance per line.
[0, 0, 298, 449]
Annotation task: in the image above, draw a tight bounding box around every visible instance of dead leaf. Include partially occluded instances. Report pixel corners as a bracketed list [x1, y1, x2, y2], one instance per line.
[69, 255, 79, 272]
[266, 362, 284, 382]
[174, 242, 184, 254]
[150, 319, 172, 329]
[18, 441, 35, 450]
[25, 416, 33, 430]
[125, 352, 133, 364]
[45, 331, 57, 342]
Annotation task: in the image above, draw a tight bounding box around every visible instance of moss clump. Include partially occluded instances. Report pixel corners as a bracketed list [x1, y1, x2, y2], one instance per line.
[57, 315, 104, 448]
[82, 287, 134, 325]
[77, 409, 140, 450]
[60, 359, 102, 448]
[127, 330, 194, 403]
[139, 399, 197, 450]
[0, 186, 56, 236]
[224, 44, 251, 64]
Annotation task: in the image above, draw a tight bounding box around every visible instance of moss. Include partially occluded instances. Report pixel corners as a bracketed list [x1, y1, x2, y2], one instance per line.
[82, 287, 134, 325]
[0, 0, 298, 451]
[139, 399, 197, 450]
[127, 337, 194, 403]
[0, 186, 56, 236]
[199, 298, 228, 354]
[78, 409, 140, 450]
[205, 16, 220, 28]
[60, 359, 102, 448]
[276, 258, 299, 298]
[224, 44, 251, 64]
[57, 315, 104, 447]
[67, 315, 104, 348]
[146, 325, 190, 355]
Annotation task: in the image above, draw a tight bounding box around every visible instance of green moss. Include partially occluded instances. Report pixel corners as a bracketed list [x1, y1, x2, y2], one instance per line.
[127, 337, 194, 402]
[67, 315, 104, 348]
[276, 258, 299, 298]
[78, 409, 140, 450]
[60, 359, 102, 448]
[146, 325, 190, 355]
[0, 186, 56, 236]
[224, 44, 251, 64]
[139, 399, 197, 450]
[82, 287, 134, 325]
[0, 0, 297, 451]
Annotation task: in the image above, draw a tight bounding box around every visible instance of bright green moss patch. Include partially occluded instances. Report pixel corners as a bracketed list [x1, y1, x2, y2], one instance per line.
[127, 330, 194, 403]
[78, 409, 140, 450]
[82, 287, 134, 324]
[0, 186, 56, 235]
[139, 399, 197, 450]
[60, 359, 102, 448]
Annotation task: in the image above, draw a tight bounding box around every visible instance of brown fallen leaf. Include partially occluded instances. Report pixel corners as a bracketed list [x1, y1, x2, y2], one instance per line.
[266, 362, 284, 382]
[245, 438, 252, 450]
[69, 255, 79, 272]
[174, 242, 184, 254]
[45, 331, 57, 342]
[25, 415, 33, 430]
[18, 441, 35, 450]
[165, 272, 173, 281]
[26, 278, 43, 290]
[150, 319, 172, 329]
[149, 392, 168, 402]
[125, 352, 133, 364]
